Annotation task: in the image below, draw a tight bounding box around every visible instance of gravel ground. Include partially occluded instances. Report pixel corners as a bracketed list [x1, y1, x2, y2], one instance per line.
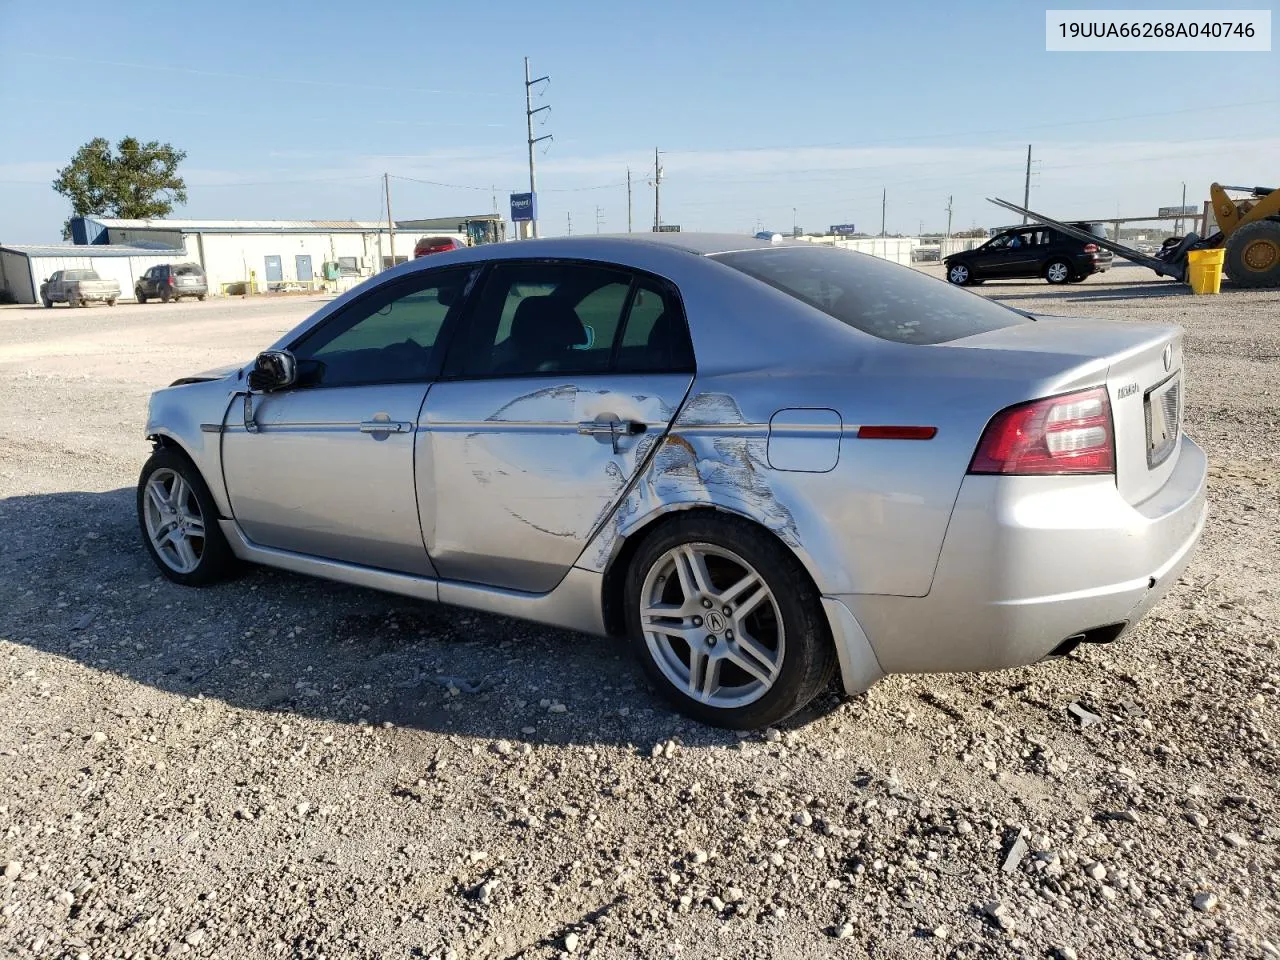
[1, 268, 1277, 960]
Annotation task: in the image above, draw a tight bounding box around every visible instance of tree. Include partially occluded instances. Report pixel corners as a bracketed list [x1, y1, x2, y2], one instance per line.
[52, 137, 187, 239]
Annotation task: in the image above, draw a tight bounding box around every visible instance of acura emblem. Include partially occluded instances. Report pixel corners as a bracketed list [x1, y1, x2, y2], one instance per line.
[1162, 344, 1173, 372]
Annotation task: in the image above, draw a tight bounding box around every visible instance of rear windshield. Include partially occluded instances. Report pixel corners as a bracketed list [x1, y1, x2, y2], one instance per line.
[713, 246, 1029, 345]
[174, 264, 204, 276]
[64, 270, 99, 281]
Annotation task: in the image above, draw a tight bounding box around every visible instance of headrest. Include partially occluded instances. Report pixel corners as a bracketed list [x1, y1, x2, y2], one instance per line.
[510, 296, 587, 351]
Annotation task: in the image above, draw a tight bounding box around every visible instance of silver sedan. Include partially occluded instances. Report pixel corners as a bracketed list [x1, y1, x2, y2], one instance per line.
[137, 234, 1207, 728]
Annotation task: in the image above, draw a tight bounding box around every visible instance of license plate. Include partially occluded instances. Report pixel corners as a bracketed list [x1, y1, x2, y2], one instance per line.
[1145, 374, 1180, 468]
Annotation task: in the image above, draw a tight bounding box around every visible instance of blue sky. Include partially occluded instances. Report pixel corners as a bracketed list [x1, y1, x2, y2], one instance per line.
[1, 0, 1276, 242]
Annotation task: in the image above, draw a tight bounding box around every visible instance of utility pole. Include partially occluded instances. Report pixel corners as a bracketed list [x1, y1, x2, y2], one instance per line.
[626, 167, 633, 233]
[652, 147, 663, 231]
[384, 172, 395, 268]
[595, 206, 604, 234]
[792, 207, 797, 237]
[945, 195, 954, 245]
[1178, 181, 1187, 235]
[524, 57, 552, 239]
[1022, 144, 1032, 224]
[880, 188, 886, 237]
[566, 211, 572, 236]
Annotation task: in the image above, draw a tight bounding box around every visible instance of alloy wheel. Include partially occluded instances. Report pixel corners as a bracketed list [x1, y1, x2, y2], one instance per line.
[142, 468, 206, 574]
[1046, 262, 1070, 283]
[949, 264, 969, 284]
[639, 543, 785, 708]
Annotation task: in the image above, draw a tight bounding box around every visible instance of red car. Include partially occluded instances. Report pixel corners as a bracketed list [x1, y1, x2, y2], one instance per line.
[413, 236, 466, 258]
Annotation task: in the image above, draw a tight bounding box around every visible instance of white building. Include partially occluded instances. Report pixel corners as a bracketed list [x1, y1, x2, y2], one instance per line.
[74, 216, 464, 296]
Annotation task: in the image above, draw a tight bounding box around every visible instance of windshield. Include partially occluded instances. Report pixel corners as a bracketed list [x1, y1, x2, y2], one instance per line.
[712, 245, 1029, 345]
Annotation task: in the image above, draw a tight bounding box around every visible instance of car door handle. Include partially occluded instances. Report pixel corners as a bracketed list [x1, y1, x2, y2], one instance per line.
[360, 420, 412, 434]
[577, 417, 646, 453]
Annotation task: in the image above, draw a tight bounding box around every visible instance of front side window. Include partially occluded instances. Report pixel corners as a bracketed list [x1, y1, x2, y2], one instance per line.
[289, 266, 473, 388]
[446, 261, 693, 378]
[713, 246, 1028, 345]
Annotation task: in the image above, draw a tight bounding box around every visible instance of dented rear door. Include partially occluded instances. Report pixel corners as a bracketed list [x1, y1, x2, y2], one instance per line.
[419, 375, 690, 592]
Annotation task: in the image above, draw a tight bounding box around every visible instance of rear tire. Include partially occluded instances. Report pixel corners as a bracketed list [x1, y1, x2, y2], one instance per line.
[197, 294, 207, 302]
[107, 298, 116, 306]
[1223, 219, 1280, 289]
[623, 513, 836, 729]
[137, 447, 238, 587]
[161, 289, 172, 303]
[1044, 260, 1072, 284]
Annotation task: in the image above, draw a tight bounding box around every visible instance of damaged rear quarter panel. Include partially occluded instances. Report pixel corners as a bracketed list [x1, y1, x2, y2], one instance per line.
[581, 377, 985, 598]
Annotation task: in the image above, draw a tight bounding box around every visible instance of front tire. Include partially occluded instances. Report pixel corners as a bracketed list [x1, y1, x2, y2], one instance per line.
[947, 262, 972, 285]
[624, 514, 836, 729]
[136, 291, 147, 303]
[1044, 260, 1072, 284]
[1224, 219, 1280, 289]
[137, 447, 238, 586]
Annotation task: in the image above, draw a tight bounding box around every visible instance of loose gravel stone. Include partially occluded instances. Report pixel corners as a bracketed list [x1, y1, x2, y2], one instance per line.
[1193, 892, 1220, 912]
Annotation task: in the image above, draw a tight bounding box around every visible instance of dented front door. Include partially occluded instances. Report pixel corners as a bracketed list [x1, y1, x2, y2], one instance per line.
[419, 374, 692, 592]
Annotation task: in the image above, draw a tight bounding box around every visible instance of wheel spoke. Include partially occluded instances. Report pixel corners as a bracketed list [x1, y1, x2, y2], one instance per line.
[699, 656, 721, 701]
[172, 534, 199, 571]
[730, 631, 780, 683]
[673, 545, 714, 600]
[731, 584, 771, 626]
[686, 646, 708, 699]
[718, 571, 762, 609]
[146, 483, 169, 516]
[182, 515, 205, 536]
[643, 618, 702, 647]
[170, 476, 190, 512]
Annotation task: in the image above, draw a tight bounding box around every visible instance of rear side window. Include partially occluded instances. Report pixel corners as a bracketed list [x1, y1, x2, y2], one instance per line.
[712, 246, 1029, 345]
[445, 261, 694, 378]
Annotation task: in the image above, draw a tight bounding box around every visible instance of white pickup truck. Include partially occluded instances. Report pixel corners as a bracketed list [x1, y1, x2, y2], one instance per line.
[40, 269, 121, 308]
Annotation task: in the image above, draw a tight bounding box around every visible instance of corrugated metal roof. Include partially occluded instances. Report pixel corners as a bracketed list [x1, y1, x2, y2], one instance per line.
[0, 244, 176, 258]
[91, 217, 394, 232]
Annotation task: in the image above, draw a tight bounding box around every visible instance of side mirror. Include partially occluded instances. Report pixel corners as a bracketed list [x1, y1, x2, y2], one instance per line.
[247, 350, 297, 393]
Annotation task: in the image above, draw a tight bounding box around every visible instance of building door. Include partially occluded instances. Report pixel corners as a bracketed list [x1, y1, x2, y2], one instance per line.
[295, 255, 313, 282]
[264, 255, 282, 283]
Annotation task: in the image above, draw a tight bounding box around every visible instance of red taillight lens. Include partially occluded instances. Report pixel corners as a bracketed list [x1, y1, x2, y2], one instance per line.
[969, 387, 1114, 475]
[1083, 243, 1098, 253]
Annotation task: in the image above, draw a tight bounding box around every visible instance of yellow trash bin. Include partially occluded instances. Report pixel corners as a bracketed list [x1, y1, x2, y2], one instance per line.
[1186, 248, 1224, 294]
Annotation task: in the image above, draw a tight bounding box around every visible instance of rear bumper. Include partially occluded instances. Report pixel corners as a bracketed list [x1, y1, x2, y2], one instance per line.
[829, 435, 1206, 683]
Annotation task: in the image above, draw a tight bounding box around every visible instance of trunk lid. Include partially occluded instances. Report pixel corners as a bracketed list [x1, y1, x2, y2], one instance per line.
[949, 316, 1183, 505]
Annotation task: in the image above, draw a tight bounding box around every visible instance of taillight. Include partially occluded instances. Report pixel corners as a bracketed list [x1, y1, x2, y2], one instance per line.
[1083, 243, 1098, 253]
[969, 387, 1114, 475]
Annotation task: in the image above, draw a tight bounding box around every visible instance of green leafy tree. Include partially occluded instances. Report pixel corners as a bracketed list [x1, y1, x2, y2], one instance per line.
[52, 137, 187, 239]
